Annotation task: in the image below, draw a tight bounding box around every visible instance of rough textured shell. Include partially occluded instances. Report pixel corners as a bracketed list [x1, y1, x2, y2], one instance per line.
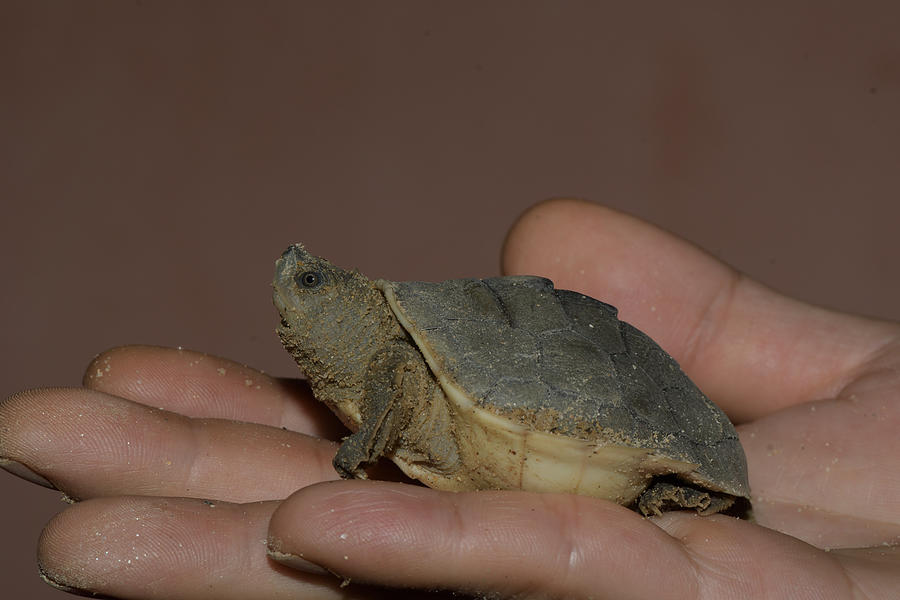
[384, 276, 750, 498]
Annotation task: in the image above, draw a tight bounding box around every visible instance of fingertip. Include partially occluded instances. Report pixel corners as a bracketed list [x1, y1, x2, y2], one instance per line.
[83, 344, 274, 400]
[502, 198, 723, 317]
[37, 497, 299, 599]
[0, 387, 95, 487]
[81, 345, 317, 429]
[502, 197, 606, 280]
[270, 480, 478, 587]
[82, 344, 192, 402]
[269, 480, 440, 558]
[268, 481, 423, 586]
[37, 497, 142, 597]
[501, 198, 730, 366]
[82, 344, 136, 388]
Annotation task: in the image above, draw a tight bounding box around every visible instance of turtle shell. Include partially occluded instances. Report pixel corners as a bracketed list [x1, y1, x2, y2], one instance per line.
[379, 275, 749, 501]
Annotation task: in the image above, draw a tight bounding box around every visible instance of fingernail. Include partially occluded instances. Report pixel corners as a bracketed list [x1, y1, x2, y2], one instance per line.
[266, 546, 331, 577]
[39, 563, 119, 599]
[0, 458, 56, 489]
[39, 568, 92, 596]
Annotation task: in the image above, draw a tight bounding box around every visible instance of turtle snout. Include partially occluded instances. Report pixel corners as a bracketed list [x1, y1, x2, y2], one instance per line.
[277, 244, 309, 275]
[274, 247, 300, 292]
[280, 244, 303, 261]
[280, 243, 321, 267]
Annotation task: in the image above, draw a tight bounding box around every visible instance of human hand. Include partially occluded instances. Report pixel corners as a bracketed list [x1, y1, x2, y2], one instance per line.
[1, 199, 898, 599]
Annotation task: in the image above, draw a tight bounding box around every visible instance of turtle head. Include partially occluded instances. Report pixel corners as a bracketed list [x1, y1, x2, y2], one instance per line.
[273, 244, 355, 319]
[273, 244, 400, 419]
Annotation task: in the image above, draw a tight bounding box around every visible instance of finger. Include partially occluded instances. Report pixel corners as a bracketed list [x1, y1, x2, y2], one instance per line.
[0, 387, 338, 502]
[502, 198, 898, 421]
[268, 481, 695, 598]
[830, 546, 900, 600]
[651, 511, 881, 599]
[84, 345, 344, 439]
[268, 481, 864, 599]
[737, 391, 900, 548]
[37, 496, 385, 600]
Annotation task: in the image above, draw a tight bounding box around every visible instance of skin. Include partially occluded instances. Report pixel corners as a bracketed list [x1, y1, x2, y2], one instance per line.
[1, 198, 898, 599]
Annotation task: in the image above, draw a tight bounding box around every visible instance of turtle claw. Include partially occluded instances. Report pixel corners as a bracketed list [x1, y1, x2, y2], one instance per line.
[333, 460, 367, 480]
[333, 442, 370, 480]
[336, 466, 368, 480]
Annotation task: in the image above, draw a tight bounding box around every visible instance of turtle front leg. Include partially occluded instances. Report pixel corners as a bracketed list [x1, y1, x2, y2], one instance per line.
[332, 343, 419, 479]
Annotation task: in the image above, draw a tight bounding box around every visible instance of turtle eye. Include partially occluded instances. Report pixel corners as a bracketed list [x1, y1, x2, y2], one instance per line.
[297, 271, 323, 289]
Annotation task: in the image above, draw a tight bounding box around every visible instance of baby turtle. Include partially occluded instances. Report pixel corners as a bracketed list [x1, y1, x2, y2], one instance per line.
[273, 245, 750, 516]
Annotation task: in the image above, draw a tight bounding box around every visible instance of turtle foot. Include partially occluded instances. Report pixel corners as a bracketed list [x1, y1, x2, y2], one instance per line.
[637, 480, 735, 516]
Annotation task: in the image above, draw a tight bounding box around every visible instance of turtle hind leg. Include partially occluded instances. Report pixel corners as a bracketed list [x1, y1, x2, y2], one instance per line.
[637, 479, 735, 517]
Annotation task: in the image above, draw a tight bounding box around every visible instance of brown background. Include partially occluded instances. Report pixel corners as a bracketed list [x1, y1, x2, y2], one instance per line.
[2, 2, 898, 598]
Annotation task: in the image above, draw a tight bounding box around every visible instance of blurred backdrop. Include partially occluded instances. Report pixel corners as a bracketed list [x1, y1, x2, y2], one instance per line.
[2, 2, 899, 597]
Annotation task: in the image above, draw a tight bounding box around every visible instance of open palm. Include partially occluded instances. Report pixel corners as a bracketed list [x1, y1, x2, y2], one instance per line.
[1, 199, 897, 599]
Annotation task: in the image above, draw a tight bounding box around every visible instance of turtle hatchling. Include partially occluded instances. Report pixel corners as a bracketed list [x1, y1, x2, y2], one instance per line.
[273, 245, 750, 516]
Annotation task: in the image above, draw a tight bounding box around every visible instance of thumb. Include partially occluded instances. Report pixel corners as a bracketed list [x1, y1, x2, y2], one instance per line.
[267, 480, 693, 598]
[267, 480, 855, 599]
